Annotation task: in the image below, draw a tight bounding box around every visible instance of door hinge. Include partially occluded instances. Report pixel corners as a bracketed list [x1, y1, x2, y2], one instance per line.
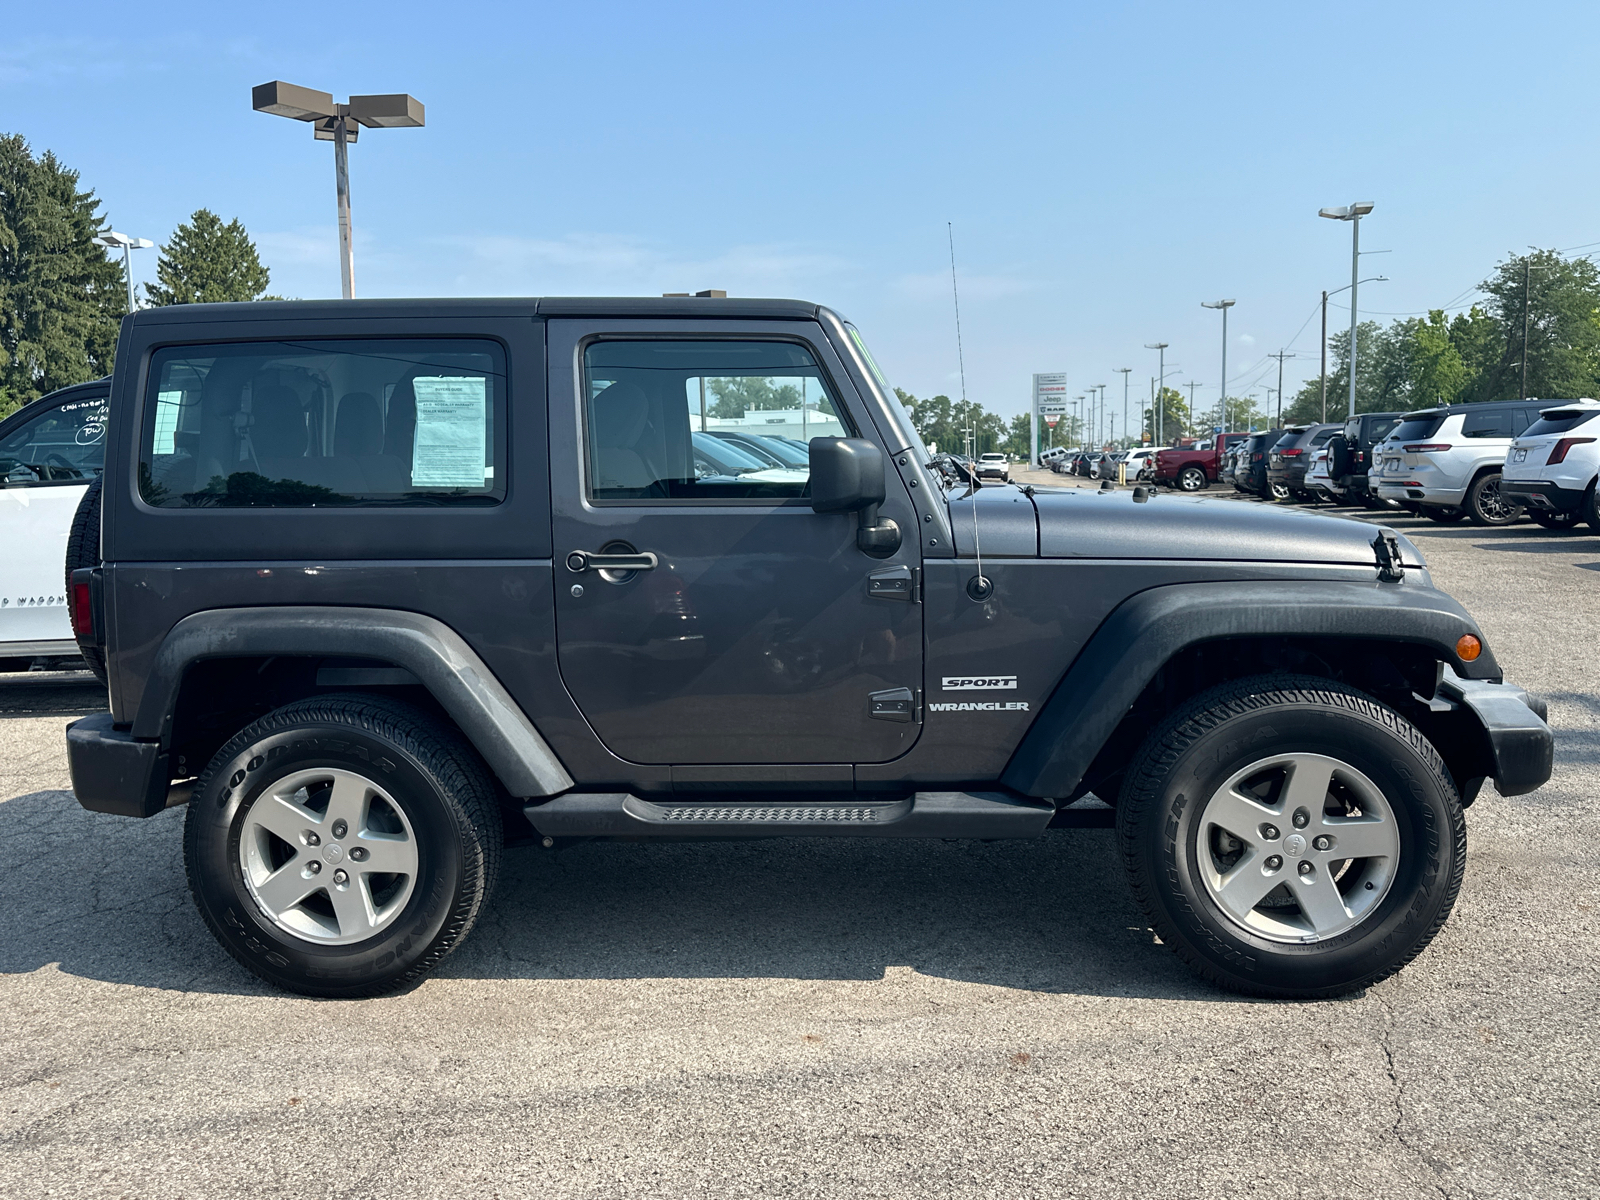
[868, 687, 919, 723]
[867, 564, 918, 602]
[1372, 532, 1404, 583]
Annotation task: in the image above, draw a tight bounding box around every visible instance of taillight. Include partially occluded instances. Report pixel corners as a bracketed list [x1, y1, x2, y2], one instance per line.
[1279, 448, 1303, 457]
[1403, 443, 1452, 453]
[1548, 437, 1596, 465]
[70, 581, 94, 637]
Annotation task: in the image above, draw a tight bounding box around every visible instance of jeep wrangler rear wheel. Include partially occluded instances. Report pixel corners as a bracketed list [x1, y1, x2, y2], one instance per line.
[1117, 675, 1464, 999]
[184, 694, 502, 997]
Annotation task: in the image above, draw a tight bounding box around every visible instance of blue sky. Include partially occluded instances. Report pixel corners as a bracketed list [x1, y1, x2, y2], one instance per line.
[6, 1, 1598, 423]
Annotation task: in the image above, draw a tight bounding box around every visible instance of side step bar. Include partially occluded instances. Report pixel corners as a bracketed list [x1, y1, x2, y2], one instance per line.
[523, 791, 1056, 840]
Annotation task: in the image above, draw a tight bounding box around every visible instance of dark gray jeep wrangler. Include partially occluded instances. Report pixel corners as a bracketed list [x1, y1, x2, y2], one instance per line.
[64, 297, 1552, 998]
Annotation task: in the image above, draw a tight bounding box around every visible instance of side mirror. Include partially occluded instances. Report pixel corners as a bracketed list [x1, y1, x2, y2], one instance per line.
[808, 437, 901, 559]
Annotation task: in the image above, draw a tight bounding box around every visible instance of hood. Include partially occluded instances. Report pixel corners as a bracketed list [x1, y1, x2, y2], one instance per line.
[948, 484, 1425, 568]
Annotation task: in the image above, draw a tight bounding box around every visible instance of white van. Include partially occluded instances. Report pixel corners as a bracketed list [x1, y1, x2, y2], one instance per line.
[0, 379, 110, 665]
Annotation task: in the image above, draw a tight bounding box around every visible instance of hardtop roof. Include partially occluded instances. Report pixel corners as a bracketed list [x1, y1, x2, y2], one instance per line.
[129, 296, 825, 325]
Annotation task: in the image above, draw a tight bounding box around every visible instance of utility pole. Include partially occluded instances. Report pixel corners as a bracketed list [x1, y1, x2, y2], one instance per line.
[1523, 260, 1531, 401]
[1148, 377, 1156, 444]
[1185, 380, 1201, 434]
[1268, 351, 1296, 426]
[1116, 368, 1132, 448]
[1320, 291, 1329, 423]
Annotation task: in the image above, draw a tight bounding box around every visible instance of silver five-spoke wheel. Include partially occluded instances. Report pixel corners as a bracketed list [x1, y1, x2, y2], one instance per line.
[239, 767, 418, 944]
[1197, 752, 1399, 943]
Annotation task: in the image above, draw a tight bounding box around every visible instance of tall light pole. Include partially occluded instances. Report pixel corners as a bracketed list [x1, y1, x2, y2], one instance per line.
[1185, 380, 1201, 434]
[1318, 201, 1374, 418]
[1144, 343, 1169, 446]
[91, 231, 154, 312]
[1201, 300, 1235, 438]
[1319, 276, 1386, 421]
[1116, 367, 1132, 448]
[253, 81, 425, 299]
[1094, 384, 1107, 446]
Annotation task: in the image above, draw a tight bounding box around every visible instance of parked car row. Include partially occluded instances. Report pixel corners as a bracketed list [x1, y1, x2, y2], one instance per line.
[1155, 397, 1600, 533]
[1040, 447, 1157, 481]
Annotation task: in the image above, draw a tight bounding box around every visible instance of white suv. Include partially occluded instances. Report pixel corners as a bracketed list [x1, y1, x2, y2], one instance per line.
[1371, 400, 1543, 526]
[1502, 399, 1600, 530]
[976, 452, 1010, 482]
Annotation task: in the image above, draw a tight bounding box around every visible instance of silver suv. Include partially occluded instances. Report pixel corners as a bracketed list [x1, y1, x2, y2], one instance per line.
[1372, 400, 1543, 525]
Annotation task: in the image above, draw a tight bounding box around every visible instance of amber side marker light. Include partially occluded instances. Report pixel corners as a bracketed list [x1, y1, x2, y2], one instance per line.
[1456, 634, 1483, 662]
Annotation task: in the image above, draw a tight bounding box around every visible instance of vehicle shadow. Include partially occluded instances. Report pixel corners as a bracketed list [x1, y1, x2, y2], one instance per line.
[0, 673, 107, 720]
[0, 788, 1222, 1002]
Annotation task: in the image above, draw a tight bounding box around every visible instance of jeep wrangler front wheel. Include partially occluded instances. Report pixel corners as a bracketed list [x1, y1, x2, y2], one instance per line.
[1117, 675, 1464, 998]
[184, 694, 502, 997]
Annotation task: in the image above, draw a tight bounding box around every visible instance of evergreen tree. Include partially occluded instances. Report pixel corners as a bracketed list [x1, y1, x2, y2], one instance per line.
[0, 134, 125, 418]
[144, 209, 275, 306]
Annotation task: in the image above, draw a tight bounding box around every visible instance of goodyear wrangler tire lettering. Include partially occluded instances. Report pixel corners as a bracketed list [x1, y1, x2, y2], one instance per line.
[183, 693, 501, 999]
[1116, 674, 1466, 999]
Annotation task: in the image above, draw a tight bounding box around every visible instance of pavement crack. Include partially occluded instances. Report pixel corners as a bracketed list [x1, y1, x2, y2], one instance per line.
[1376, 992, 1458, 1200]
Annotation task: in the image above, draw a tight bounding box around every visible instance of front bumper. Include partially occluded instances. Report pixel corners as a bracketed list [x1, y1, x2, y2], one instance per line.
[1502, 478, 1584, 513]
[1438, 669, 1554, 798]
[66, 713, 171, 818]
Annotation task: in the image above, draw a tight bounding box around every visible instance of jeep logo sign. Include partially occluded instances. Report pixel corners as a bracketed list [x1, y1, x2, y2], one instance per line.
[942, 675, 1018, 691]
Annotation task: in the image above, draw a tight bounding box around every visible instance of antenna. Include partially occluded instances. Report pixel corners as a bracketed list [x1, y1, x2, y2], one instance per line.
[948, 223, 969, 409]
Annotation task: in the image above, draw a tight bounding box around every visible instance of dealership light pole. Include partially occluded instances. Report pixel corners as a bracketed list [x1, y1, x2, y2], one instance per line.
[1185, 380, 1201, 432]
[1201, 300, 1235, 437]
[1144, 343, 1169, 446]
[91, 231, 154, 312]
[1116, 367, 1132, 448]
[252, 81, 426, 299]
[1318, 201, 1374, 418]
[1093, 384, 1107, 447]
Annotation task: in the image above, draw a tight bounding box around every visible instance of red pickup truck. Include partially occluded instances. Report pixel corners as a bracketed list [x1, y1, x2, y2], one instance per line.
[1152, 432, 1251, 492]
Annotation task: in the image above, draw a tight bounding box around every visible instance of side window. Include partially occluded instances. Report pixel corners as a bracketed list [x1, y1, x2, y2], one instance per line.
[138, 339, 506, 508]
[1461, 409, 1515, 439]
[1365, 417, 1398, 444]
[0, 395, 109, 487]
[583, 340, 851, 502]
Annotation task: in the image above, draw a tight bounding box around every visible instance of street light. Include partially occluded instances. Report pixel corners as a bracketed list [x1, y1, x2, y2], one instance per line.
[1318, 201, 1374, 419]
[1093, 384, 1107, 447]
[252, 81, 426, 299]
[1200, 300, 1234, 435]
[1116, 367, 1132, 447]
[1320, 276, 1386, 421]
[1144, 343, 1169, 446]
[91, 230, 154, 312]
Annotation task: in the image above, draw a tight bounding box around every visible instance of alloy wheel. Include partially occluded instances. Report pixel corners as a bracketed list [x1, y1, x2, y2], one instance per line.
[1196, 753, 1400, 943]
[238, 767, 419, 945]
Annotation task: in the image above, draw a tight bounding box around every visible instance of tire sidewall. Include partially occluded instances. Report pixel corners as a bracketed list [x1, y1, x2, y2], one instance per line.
[1132, 699, 1460, 993]
[187, 717, 467, 994]
[1469, 471, 1520, 525]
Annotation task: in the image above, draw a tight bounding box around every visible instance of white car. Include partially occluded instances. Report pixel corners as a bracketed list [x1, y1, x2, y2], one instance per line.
[1501, 398, 1600, 530]
[0, 379, 110, 666]
[1304, 445, 1341, 501]
[1038, 446, 1069, 470]
[1371, 399, 1543, 526]
[976, 452, 1011, 482]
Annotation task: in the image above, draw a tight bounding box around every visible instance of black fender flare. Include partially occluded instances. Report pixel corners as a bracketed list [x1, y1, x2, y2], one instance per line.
[132, 606, 574, 798]
[1000, 580, 1501, 800]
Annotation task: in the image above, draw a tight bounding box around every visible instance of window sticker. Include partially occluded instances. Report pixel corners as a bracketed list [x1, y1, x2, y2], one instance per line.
[153, 391, 183, 455]
[411, 376, 487, 487]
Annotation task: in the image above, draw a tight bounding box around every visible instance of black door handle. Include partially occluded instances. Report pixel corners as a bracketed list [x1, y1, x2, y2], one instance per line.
[566, 550, 659, 573]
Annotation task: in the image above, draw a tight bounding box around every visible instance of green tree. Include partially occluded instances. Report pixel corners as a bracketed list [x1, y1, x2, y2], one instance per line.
[1468, 249, 1600, 402]
[1143, 386, 1189, 444]
[144, 208, 275, 306]
[1001, 411, 1033, 459]
[0, 134, 124, 417]
[706, 375, 802, 418]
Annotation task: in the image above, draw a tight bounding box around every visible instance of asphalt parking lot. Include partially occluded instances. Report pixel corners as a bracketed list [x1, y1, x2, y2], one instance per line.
[2, 505, 1596, 1199]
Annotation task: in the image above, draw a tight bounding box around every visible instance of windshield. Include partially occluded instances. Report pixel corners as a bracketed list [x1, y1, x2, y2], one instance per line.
[843, 322, 927, 458]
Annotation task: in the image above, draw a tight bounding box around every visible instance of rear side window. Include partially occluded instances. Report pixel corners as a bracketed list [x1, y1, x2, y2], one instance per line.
[1364, 416, 1398, 443]
[1524, 409, 1600, 437]
[0, 394, 108, 487]
[1310, 428, 1337, 446]
[1460, 408, 1517, 439]
[1392, 415, 1445, 442]
[138, 340, 506, 508]
[583, 339, 851, 502]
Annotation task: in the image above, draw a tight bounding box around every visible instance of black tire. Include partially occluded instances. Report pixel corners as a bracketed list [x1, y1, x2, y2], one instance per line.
[1327, 436, 1353, 479]
[1178, 466, 1207, 492]
[1529, 509, 1581, 531]
[1422, 506, 1467, 524]
[184, 693, 503, 998]
[1117, 675, 1465, 999]
[63, 475, 107, 685]
[1465, 470, 1522, 526]
[1583, 483, 1600, 533]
